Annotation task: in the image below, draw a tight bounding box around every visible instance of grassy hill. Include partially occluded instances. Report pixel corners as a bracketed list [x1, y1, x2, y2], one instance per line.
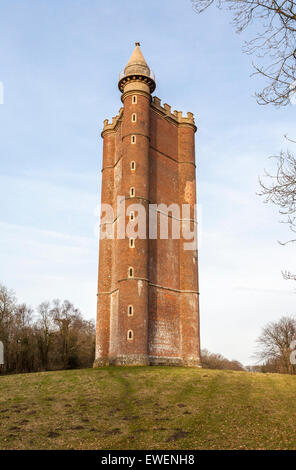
[1, 366, 296, 450]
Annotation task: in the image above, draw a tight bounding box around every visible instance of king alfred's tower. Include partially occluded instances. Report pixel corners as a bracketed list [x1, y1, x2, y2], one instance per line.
[94, 43, 200, 367]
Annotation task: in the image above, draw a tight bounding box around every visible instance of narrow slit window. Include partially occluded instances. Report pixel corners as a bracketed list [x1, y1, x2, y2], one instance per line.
[130, 187, 135, 197]
[128, 267, 134, 278]
[129, 238, 135, 248]
[132, 95, 137, 104]
[132, 113, 137, 123]
[131, 135, 136, 144]
[127, 330, 134, 341]
[129, 211, 135, 221]
[128, 305, 134, 316]
[131, 161, 136, 171]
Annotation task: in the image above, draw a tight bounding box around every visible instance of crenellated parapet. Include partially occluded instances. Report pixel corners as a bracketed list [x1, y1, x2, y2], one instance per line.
[101, 107, 124, 137]
[151, 96, 197, 131]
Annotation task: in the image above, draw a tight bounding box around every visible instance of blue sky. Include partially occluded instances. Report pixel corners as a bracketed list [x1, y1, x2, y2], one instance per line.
[1, 0, 296, 365]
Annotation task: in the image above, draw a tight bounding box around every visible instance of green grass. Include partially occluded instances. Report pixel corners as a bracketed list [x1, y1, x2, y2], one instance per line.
[1, 366, 296, 449]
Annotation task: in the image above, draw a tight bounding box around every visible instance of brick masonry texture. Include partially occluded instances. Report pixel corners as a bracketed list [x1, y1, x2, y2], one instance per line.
[94, 48, 201, 367]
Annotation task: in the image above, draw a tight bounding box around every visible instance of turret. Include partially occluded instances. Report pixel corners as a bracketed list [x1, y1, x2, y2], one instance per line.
[118, 42, 156, 95]
[114, 43, 153, 365]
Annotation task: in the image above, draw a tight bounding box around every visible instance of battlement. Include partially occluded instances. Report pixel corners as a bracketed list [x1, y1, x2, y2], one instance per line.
[151, 96, 196, 129]
[101, 97, 196, 136]
[102, 107, 124, 134]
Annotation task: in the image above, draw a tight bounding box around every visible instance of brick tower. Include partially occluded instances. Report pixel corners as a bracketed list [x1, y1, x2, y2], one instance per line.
[94, 43, 200, 367]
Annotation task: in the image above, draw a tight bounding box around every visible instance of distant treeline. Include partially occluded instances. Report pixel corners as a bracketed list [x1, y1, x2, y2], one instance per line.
[0, 283, 95, 374]
[2, 283, 295, 376]
[200, 349, 245, 371]
[201, 315, 296, 375]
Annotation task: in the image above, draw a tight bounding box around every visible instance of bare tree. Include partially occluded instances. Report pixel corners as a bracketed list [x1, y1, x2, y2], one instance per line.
[0, 283, 16, 328]
[0, 284, 16, 371]
[191, 0, 296, 106]
[13, 303, 36, 372]
[49, 299, 95, 369]
[50, 299, 76, 369]
[259, 138, 296, 279]
[192, 1, 296, 278]
[256, 315, 296, 373]
[36, 302, 53, 370]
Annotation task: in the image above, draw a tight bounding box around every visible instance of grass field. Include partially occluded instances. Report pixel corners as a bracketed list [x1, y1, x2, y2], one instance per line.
[1, 366, 296, 450]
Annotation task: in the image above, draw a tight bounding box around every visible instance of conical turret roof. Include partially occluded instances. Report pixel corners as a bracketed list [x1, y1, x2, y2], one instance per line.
[124, 42, 151, 77]
[118, 42, 156, 93]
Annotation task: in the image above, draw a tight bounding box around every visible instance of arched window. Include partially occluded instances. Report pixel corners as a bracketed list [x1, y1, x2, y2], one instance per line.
[132, 95, 137, 104]
[128, 305, 134, 316]
[128, 267, 134, 278]
[131, 161, 136, 171]
[130, 187, 135, 197]
[127, 330, 134, 340]
[132, 113, 137, 123]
